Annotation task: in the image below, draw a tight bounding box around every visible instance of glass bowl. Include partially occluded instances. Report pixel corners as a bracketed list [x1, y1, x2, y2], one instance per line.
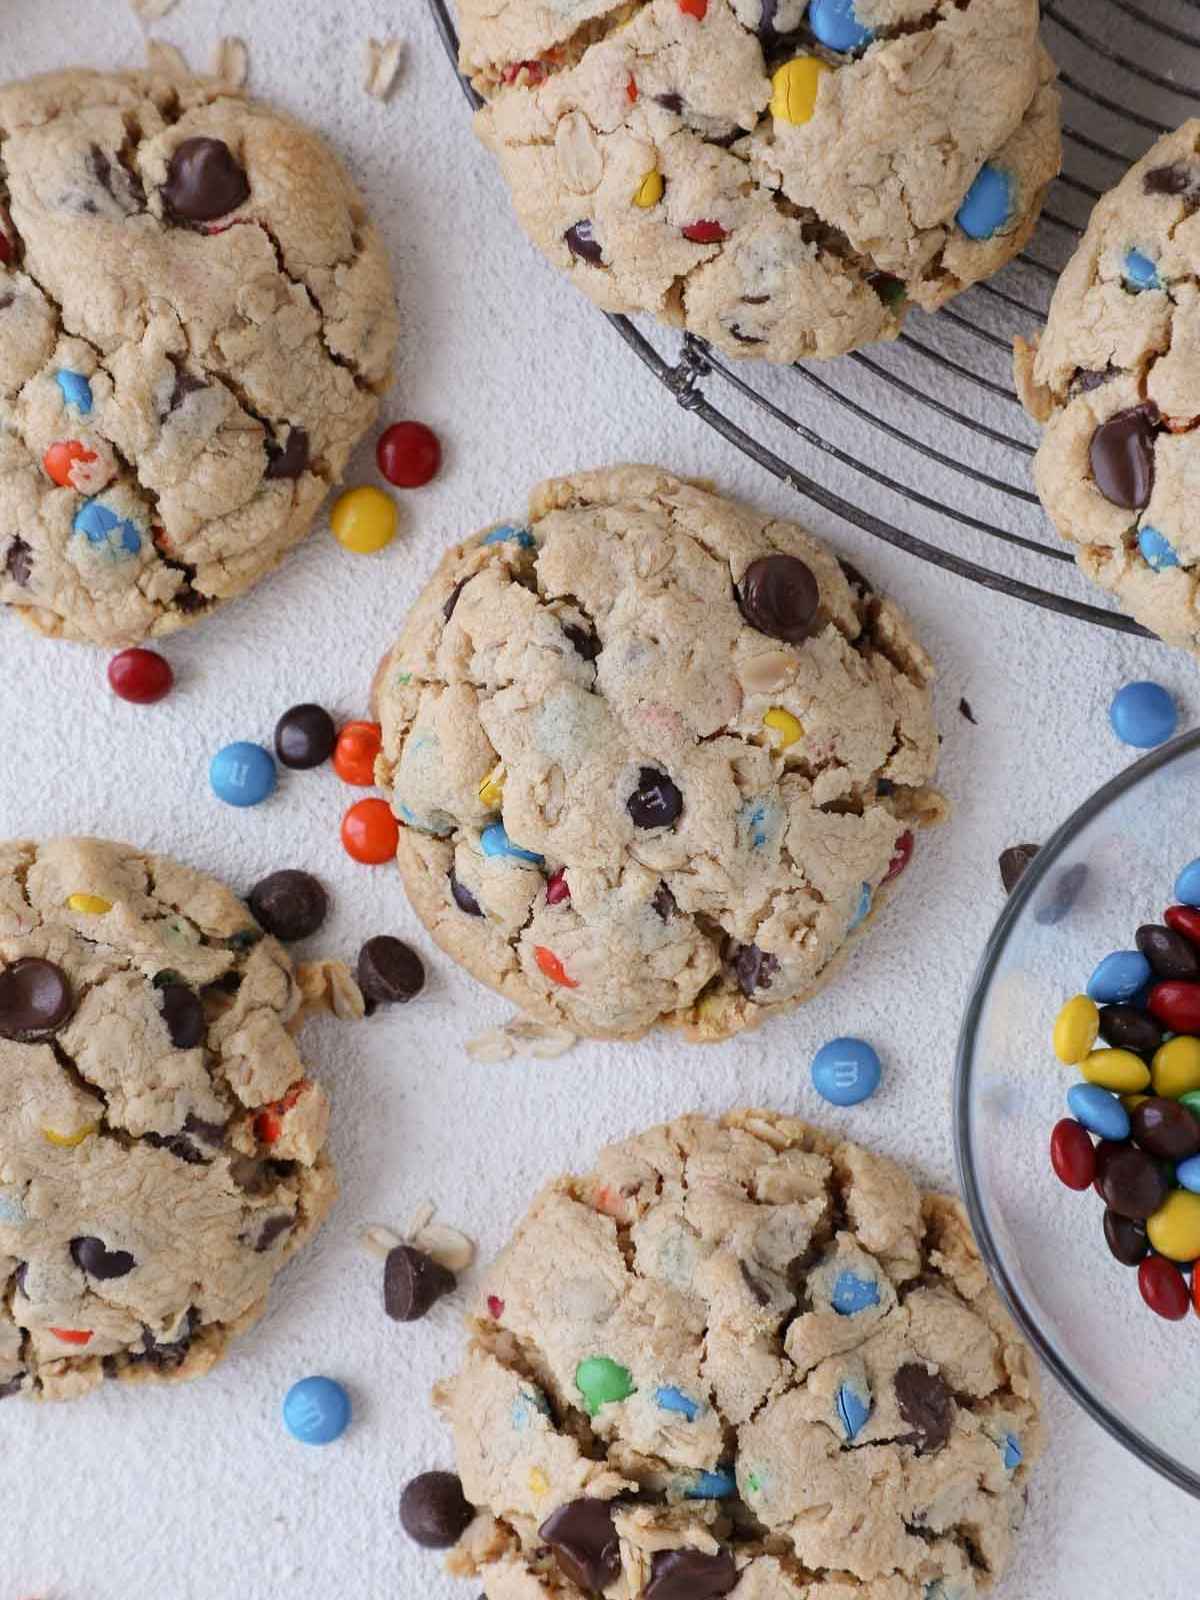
[956, 728, 1200, 1499]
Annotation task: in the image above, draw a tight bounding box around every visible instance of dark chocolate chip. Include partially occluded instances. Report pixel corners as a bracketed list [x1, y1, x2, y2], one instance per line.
[644, 1547, 739, 1600]
[449, 869, 483, 917]
[729, 324, 766, 345]
[731, 942, 779, 998]
[165, 359, 207, 415]
[70, 1236, 136, 1280]
[627, 766, 683, 829]
[1073, 365, 1117, 394]
[564, 219, 603, 264]
[12, 1263, 27, 1298]
[564, 622, 601, 660]
[252, 1212, 294, 1252]
[1131, 1096, 1200, 1162]
[399, 1471, 475, 1548]
[385, 1244, 456, 1322]
[87, 142, 144, 210]
[1098, 1003, 1163, 1055]
[4, 537, 32, 588]
[182, 1114, 226, 1146]
[1094, 1139, 1168, 1220]
[538, 1499, 622, 1593]
[1089, 403, 1159, 510]
[0, 958, 73, 1039]
[736, 554, 820, 643]
[837, 556, 874, 598]
[137, 1308, 199, 1370]
[739, 1258, 772, 1305]
[958, 697, 977, 724]
[1145, 162, 1198, 198]
[0, 1374, 24, 1399]
[161, 136, 250, 223]
[1103, 1208, 1149, 1266]
[875, 778, 895, 797]
[264, 427, 310, 480]
[275, 703, 337, 769]
[248, 870, 328, 942]
[1034, 862, 1088, 926]
[894, 1362, 953, 1452]
[357, 936, 426, 1007]
[651, 882, 676, 920]
[158, 982, 206, 1049]
[1136, 923, 1200, 980]
[654, 92, 685, 113]
[0, 293, 14, 311]
[142, 1130, 208, 1165]
[998, 843, 1039, 894]
[443, 578, 468, 621]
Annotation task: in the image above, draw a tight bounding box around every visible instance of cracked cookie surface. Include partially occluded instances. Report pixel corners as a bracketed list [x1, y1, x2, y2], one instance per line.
[373, 464, 943, 1042]
[0, 68, 398, 647]
[1016, 120, 1200, 656]
[461, 0, 1060, 363]
[0, 836, 342, 1402]
[435, 1109, 1043, 1599]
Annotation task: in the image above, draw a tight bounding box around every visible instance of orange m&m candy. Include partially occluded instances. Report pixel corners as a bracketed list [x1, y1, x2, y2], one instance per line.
[333, 720, 382, 786]
[43, 439, 97, 488]
[341, 798, 399, 865]
[534, 945, 577, 988]
[48, 1327, 93, 1345]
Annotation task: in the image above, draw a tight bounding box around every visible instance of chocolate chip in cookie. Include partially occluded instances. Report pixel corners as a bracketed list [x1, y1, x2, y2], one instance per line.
[894, 1361, 954, 1452]
[162, 136, 250, 222]
[538, 1499, 621, 1592]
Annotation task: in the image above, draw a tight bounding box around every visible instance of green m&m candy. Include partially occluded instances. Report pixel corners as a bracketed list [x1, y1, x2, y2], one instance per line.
[575, 1356, 635, 1416]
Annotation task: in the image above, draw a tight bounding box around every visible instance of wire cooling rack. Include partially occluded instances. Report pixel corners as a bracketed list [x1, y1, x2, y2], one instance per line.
[425, 0, 1198, 636]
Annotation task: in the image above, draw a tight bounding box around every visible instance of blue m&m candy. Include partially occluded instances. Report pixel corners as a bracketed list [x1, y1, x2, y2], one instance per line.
[1123, 248, 1160, 292]
[684, 1468, 736, 1499]
[811, 1037, 881, 1106]
[210, 741, 277, 807]
[955, 163, 1013, 240]
[282, 1376, 351, 1445]
[830, 1268, 880, 1314]
[1108, 680, 1177, 748]
[480, 821, 543, 865]
[1086, 950, 1151, 1004]
[1175, 857, 1200, 906]
[809, 0, 873, 51]
[482, 524, 535, 548]
[1066, 1082, 1130, 1142]
[1137, 525, 1178, 572]
[73, 500, 141, 557]
[55, 368, 93, 413]
[1175, 1153, 1200, 1193]
[848, 881, 872, 930]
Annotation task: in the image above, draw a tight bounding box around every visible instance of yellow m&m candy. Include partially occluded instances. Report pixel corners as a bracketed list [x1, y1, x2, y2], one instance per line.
[1151, 1034, 1200, 1099]
[769, 57, 830, 126]
[67, 893, 112, 915]
[763, 707, 804, 748]
[1052, 994, 1098, 1065]
[331, 486, 397, 554]
[633, 170, 664, 209]
[1147, 1190, 1200, 1262]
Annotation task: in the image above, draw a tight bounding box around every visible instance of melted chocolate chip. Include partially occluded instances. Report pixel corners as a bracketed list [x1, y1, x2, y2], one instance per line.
[1073, 365, 1117, 394]
[165, 360, 207, 415]
[158, 982, 206, 1049]
[644, 1547, 739, 1600]
[252, 1212, 294, 1252]
[739, 1258, 772, 1305]
[894, 1362, 953, 1452]
[732, 942, 779, 998]
[627, 766, 683, 829]
[729, 324, 765, 345]
[654, 92, 685, 113]
[1145, 162, 1199, 198]
[264, 426, 310, 480]
[736, 554, 820, 642]
[4, 537, 32, 588]
[652, 882, 676, 920]
[399, 1472, 475, 1548]
[0, 958, 73, 1039]
[384, 1244, 456, 1321]
[449, 869, 483, 916]
[249, 869, 328, 942]
[70, 1236, 136, 1280]
[999, 843, 1039, 894]
[564, 219, 604, 264]
[564, 622, 601, 660]
[87, 142, 144, 211]
[443, 578, 468, 621]
[0, 1375, 24, 1400]
[1089, 403, 1160, 510]
[137, 1309, 199, 1370]
[162, 137, 250, 223]
[538, 1499, 622, 1593]
[836, 556, 874, 598]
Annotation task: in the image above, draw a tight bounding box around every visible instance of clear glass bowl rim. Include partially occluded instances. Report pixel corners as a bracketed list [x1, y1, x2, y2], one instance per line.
[954, 725, 1200, 1501]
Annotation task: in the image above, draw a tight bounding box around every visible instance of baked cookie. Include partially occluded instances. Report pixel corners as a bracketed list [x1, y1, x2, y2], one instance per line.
[460, 0, 1060, 363]
[0, 68, 398, 647]
[0, 836, 357, 1402]
[373, 465, 943, 1041]
[1016, 121, 1200, 655]
[434, 1109, 1044, 1599]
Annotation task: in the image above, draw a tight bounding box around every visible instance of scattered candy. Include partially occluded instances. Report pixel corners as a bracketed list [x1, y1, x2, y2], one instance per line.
[248, 870, 328, 942]
[283, 1375, 351, 1444]
[1166, 901, 1200, 939]
[1108, 680, 1177, 748]
[1065, 1082, 1130, 1141]
[809, 0, 872, 52]
[41, 1124, 96, 1149]
[1137, 921, 1200, 979]
[486, 1295, 505, 1320]
[342, 798, 399, 864]
[275, 703, 336, 769]
[1138, 1254, 1190, 1320]
[545, 868, 571, 905]
[811, 1037, 881, 1107]
[1175, 856, 1200, 906]
[1146, 1188, 1200, 1261]
[377, 421, 442, 488]
[1099, 1003, 1162, 1054]
[769, 57, 829, 126]
[762, 706, 804, 747]
[1086, 949, 1150, 1004]
[1052, 995, 1098, 1065]
[575, 1355, 635, 1415]
[43, 438, 95, 488]
[1176, 1153, 1200, 1193]
[835, 1378, 871, 1442]
[1148, 980, 1200, 1034]
[655, 1385, 700, 1421]
[400, 1471, 475, 1547]
[48, 1327, 93, 1345]
[955, 163, 1013, 240]
[1049, 1118, 1095, 1190]
[73, 500, 141, 557]
[1081, 1048, 1150, 1094]
[384, 1244, 456, 1321]
[1138, 524, 1178, 571]
[1094, 1140, 1167, 1219]
[627, 767, 683, 829]
[210, 741, 277, 808]
[830, 1270, 880, 1315]
[107, 647, 173, 704]
[1103, 1209, 1148, 1266]
[333, 720, 383, 786]
[848, 882, 872, 930]
[331, 485, 397, 553]
[1131, 1096, 1200, 1161]
[1151, 1035, 1200, 1099]
[1123, 247, 1160, 292]
[357, 935, 425, 1007]
[678, 0, 707, 17]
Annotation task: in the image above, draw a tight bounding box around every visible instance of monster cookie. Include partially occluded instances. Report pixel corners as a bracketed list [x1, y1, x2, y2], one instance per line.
[0, 68, 398, 646]
[373, 465, 943, 1042]
[0, 836, 353, 1401]
[1016, 121, 1200, 655]
[460, 0, 1060, 363]
[430, 1110, 1043, 1598]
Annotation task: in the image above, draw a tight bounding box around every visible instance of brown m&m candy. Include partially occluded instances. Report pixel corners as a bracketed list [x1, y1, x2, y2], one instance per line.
[1088, 403, 1159, 510]
[162, 137, 250, 222]
[0, 958, 73, 1039]
[736, 554, 820, 643]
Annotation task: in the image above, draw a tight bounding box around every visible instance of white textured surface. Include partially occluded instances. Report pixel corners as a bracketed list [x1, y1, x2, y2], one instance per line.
[1, 4, 1196, 1598]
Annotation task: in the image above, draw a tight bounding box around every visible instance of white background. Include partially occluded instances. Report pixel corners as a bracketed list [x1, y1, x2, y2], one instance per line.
[1, 2, 1197, 1596]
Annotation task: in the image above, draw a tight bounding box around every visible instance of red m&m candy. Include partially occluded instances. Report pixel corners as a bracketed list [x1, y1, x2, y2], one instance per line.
[377, 422, 442, 489]
[1147, 980, 1200, 1034]
[107, 648, 173, 705]
[1049, 1118, 1095, 1191]
[1137, 1254, 1190, 1321]
[884, 831, 914, 883]
[342, 798, 399, 865]
[1165, 904, 1200, 947]
[682, 218, 726, 243]
[486, 1295, 505, 1320]
[545, 869, 570, 906]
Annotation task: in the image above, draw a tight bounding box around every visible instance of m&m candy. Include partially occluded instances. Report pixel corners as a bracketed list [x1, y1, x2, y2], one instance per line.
[1108, 680, 1177, 748]
[210, 742, 276, 807]
[377, 421, 442, 488]
[333, 721, 383, 786]
[283, 1375, 351, 1444]
[811, 1037, 881, 1107]
[342, 798, 399, 864]
[331, 486, 397, 553]
[107, 648, 173, 704]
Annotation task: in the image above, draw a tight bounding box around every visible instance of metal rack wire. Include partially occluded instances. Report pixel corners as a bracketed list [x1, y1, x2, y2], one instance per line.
[425, 0, 1198, 636]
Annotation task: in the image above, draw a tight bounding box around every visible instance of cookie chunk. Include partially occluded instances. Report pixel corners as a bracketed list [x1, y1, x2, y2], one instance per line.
[0, 68, 398, 646]
[433, 1110, 1043, 1599]
[461, 0, 1060, 363]
[1016, 121, 1200, 655]
[0, 837, 349, 1401]
[374, 465, 943, 1041]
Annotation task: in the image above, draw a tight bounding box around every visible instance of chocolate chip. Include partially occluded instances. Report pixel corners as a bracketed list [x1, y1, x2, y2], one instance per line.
[248, 870, 328, 942]
[161, 136, 249, 223]
[1145, 162, 1198, 198]
[0, 293, 13, 311]
[538, 1499, 622, 1592]
[70, 1236, 136, 1279]
[739, 1259, 772, 1305]
[137, 1309, 199, 1370]
[251, 1212, 294, 1252]
[357, 936, 425, 1008]
[165, 359, 206, 415]
[158, 982, 205, 1049]
[87, 142, 144, 211]
[837, 556, 874, 598]
[894, 1362, 953, 1452]
[4, 537, 32, 588]
[264, 427, 310, 480]
[654, 92, 685, 112]
[443, 578, 468, 621]
[0, 1374, 24, 1400]
[652, 882, 676, 920]
[1034, 862, 1088, 926]
[644, 1547, 739, 1600]
[876, 778, 895, 797]
[0, 958, 73, 1039]
[731, 942, 779, 998]
[564, 622, 601, 660]
[1098, 1003, 1163, 1055]
[1089, 403, 1159, 510]
[1136, 923, 1200, 980]
[275, 703, 336, 769]
[958, 697, 976, 724]
[736, 554, 820, 643]
[449, 869, 483, 916]
[730, 324, 765, 345]
[999, 843, 1039, 894]
[627, 766, 683, 829]
[1073, 365, 1117, 394]
[12, 1263, 27, 1298]
[399, 1471, 475, 1548]
[564, 219, 603, 264]
[385, 1244, 456, 1322]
